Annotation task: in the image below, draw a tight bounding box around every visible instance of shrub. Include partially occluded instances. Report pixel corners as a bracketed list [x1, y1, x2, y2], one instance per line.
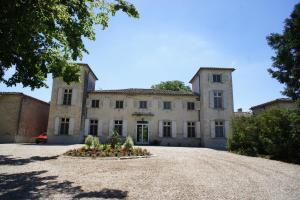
[228, 109, 300, 163]
[108, 129, 121, 149]
[85, 135, 101, 149]
[85, 135, 94, 149]
[123, 136, 134, 151]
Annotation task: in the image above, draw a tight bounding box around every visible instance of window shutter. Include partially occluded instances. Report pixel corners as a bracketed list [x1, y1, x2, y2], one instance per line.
[225, 120, 230, 138]
[71, 88, 77, 105]
[84, 119, 89, 136]
[209, 91, 214, 108]
[109, 120, 114, 136]
[54, 117, 60, 135]
[196, 121, 201, 138]
[158, 121, 163, 137]
[148, 100, 152, 108]
[109, 100, 114, 108]
[124, 100, 127, 108]
[69, 118, 74, 135]
[222, 74, 228, 83]
[57, 88, 63, 105]
[133, 101, 138, 108]
[172, 121, 177, 138]
[171, 102, 176, 110]
[97, 120, 103, 136]
[158, 101, 162, 109]
[223, 91, 227, 109]
[123, 120, 128, 137]
[86, 99, 91, 108]
[210, 121, 215, 138]
[195, 101, 201, 110]
[182, 101, 187, 109]
[208, 73, 211, 83]
[183, 121, 187, 138]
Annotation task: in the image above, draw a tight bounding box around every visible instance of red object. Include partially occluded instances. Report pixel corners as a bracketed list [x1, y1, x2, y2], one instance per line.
[35, 132, 47, 143]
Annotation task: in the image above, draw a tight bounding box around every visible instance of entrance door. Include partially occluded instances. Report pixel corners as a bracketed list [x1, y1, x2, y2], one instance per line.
[136, 121, 149, 144]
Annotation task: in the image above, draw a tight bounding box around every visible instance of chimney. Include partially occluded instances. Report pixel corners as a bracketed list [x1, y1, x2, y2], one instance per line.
[237, 108, 243, 112]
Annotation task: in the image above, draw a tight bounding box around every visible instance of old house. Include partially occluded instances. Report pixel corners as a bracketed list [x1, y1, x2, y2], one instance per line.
[250, 98, 298, 114]
[47, 64, 235, 149]
[0, 92, 49, 143]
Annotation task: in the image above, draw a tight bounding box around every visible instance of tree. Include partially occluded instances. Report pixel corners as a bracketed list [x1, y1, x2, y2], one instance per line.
[0, 0, 139, 89]
[266, 3, 300, 100]
[151, 80, 192, 92]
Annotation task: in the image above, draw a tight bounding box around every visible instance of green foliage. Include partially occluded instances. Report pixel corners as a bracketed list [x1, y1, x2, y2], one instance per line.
[85, 135, 101, 149]
[0, 0, 139, 89]
[108, 129, 121, 149]
[151, 80, 192, 92]
[266, 3, 300, 100]
[228, 109, 300, 163]
[123, 136, 134, 150]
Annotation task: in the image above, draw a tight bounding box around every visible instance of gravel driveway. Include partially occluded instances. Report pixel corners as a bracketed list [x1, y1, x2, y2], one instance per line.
[0, 144, 299, 200]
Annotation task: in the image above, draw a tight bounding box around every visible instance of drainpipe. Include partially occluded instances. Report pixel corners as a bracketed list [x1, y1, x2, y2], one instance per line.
[16, 95, 24, 141]
[198, 74, 201, 121]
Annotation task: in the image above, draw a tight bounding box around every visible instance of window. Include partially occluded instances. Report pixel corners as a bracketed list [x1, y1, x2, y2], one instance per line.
[213, 74, 222, 83]
[215, 121, 224, 137]
[89, 120, 98, 136]
[213, 91, 223, 109]
[187, 122, 196, 138]
[116, 100, 124, 109]
[187, 102, 195, 110]
[163, 101, 171, 110]
[91, 100, 99, 108]
[60, 118, 69, 135]
[139, 101, 147, 109]
[163, 121, 172, 137]
[63, 89, 72, 105]
[114, 120, 123, 136]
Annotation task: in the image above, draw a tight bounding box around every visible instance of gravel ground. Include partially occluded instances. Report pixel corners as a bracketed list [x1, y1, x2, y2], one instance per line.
[0, 144, 299, 200]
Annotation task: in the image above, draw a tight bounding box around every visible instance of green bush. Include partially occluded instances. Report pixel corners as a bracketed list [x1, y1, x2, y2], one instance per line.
[228, 109, 300, 163]
[108, 129, 121, 149]
[85, 135, 101, 149]
[123, 136, 134, 151]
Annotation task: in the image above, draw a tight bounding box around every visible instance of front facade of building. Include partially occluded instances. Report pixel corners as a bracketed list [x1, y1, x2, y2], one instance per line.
[47, 64, 234, 149]
[0, 92, 49, 143]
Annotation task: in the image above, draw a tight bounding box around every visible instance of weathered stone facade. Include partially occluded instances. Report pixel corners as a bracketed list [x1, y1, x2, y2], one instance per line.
[0, 93, 49, 143]
[47, 64, 235, 149]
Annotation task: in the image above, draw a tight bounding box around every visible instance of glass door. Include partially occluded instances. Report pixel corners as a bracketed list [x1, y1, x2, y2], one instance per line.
[136, 121, 149, 144]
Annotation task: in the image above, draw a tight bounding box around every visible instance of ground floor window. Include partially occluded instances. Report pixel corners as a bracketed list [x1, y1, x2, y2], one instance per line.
[215, 121, 224, 137]
[60, 118, 69, 135]
[187, 122, 195, 138]
[163, 121, 172, 137]
[89, 120, 98, 136]
[114, 120, 123, 136]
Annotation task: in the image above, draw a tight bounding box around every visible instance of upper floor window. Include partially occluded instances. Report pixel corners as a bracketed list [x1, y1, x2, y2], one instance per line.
[215, 121, 224, 137]
[213, 74, 222, 83]
[116, 100, 124, 109]
[163, 121, 172, 137]
[213, 91, 223, 109]
[91, 100, 99, 108]
[60, 118, 69, 135]
[89, 120, 98, 136]
[63, 89, 72, 105]
[114, 120, 123, 136]
[163, 101, 171, 110]
[187, 122, 196, 138]
[139, 101, 147, 109]
[187, 102, 195, 110]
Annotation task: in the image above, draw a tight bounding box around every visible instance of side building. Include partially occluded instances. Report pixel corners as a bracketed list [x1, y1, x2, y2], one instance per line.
[250, 98, 298, 114]
[0, 92, 49, 143]
[47, 64, 235, 149]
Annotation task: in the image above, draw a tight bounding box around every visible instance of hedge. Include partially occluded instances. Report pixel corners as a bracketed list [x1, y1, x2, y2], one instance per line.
[228, 108, 300, 164]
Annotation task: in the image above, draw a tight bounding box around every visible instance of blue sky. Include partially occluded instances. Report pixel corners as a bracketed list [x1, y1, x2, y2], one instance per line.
[0, 0, 298, 111]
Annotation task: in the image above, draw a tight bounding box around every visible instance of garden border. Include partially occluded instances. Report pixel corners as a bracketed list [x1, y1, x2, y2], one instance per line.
[60, 154, 156, 160]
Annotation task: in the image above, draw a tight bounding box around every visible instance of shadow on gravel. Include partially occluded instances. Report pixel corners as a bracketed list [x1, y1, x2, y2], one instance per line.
[74, 189, 128, 199]
[0, 155, 59, 165]
[0, 170, 128, 199]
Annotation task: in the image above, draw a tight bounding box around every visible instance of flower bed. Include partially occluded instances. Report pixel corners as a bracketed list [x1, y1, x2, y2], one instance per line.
[64, 145, 150, 158]
[63, 134, 151, 158]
